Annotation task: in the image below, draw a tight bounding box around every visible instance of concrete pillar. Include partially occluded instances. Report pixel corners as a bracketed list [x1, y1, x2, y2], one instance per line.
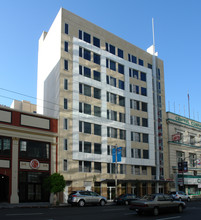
[10, 138, 19, 204]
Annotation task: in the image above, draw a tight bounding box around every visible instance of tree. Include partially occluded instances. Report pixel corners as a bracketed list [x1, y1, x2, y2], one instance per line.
[43, 173, 66, 205]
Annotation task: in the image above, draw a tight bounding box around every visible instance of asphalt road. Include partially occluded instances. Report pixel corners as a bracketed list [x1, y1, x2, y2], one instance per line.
[1, 201, 201, 220]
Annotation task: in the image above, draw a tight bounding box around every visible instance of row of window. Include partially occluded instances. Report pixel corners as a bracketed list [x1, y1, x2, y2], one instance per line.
[65, 23, 159, 71]
[0, 137, 50, 160]
[79, 47, 100, 65]
[131, 132, 149, 143]
[79, 65, 101, 81]
[176, 151, 200, 168]
[79, 83, 101, 99]
[79, 121, 101, 136]
[79, 102, 101, 117]
[131, 148, 149, 159]
[107, 127, 126, 140]
[107, 145, 126, 157]
[106, 58, 124, 74]
[105, 42, 123, 59]
[79, 30, 100, 48]
[130, 99, 148, 112]
[64, 82, 148, 114]
[130, 116, 148, 127]
[129, 68, 146, 82]
[79, 103, 148, 127]
[130, 84, 147, 96]
[107, 92, 125, 106]
[79, 141, 102, 154]
[128, 54, 144, 66]
[65, 160, 148, 175]
[106, 75, 124, 90]
[78, 66, 146, 91]
[107, 110, 125, 123]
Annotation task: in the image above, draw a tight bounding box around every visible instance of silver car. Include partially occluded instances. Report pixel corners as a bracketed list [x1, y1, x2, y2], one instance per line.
[169, 191, 191, 202]
[68, 190, 107, 207]
[130, 193, 186, 216]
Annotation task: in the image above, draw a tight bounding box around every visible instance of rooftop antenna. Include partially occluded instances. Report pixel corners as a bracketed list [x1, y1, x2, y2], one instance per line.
[188, 91, 190, 119]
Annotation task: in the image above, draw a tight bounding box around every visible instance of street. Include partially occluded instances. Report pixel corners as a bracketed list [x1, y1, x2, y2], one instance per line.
[1, 200, 201, 220]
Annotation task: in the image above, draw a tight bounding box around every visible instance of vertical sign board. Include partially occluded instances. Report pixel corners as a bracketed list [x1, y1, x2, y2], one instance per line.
[112, 147, 122, 162]
[117, 147, 122, 162]
[112, 148, 116, 163]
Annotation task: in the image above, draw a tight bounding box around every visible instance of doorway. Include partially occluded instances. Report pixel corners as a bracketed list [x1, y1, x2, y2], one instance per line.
[0, 174, 9, 202]
[107, 187, 116, 201]
[19, 171, 49, 202]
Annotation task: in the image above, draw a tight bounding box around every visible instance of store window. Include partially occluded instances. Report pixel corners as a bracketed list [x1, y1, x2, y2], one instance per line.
[19, 140, 49, 160]
[0, 137, 11, 157]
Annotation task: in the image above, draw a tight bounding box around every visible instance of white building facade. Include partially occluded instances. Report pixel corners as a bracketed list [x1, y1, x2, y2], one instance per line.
[37, 8, 168, 201]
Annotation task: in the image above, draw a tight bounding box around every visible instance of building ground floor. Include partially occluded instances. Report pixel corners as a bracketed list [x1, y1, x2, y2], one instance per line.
[60, 179, 170, 203]
[0, 170, 50, 203]
[177, 174, 201, 196]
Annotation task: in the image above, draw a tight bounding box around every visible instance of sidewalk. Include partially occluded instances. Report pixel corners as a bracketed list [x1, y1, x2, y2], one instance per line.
[0, 201, 115, 209]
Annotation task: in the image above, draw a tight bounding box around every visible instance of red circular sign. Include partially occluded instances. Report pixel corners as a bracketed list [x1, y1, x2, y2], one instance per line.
[30, 159, 40, 169]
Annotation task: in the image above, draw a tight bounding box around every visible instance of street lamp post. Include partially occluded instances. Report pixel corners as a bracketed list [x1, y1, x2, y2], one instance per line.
[115, 145, 118, 198]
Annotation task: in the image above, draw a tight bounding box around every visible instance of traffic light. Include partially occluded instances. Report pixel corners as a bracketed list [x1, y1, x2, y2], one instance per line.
[178, 162, 183, 173]
[183, 162, 188, 172]
[178, 161, 188, 173]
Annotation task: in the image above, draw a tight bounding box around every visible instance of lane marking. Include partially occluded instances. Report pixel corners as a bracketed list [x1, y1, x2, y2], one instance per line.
[6, 213, 43, 216]
[103, 208, 126, 212]
[156, 216, 181, 220]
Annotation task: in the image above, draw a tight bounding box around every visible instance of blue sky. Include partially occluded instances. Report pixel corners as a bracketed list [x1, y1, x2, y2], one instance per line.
[0, 0, 201, 121]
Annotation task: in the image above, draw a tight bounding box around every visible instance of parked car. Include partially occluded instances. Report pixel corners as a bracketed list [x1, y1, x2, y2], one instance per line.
[114, 194, 138, 205]
[169, 191, 191, 202]
[129, 193, 186, 216]
[68, 190, 107, 207]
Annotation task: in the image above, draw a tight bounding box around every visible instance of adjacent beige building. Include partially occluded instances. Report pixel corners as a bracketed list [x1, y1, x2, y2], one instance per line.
[37, 8, 169, 201]
[10, 100, 36, 113]
[167, 112, 201, 196]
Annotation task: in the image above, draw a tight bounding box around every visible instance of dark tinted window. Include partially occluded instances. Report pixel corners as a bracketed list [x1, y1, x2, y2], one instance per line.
[118, 64, 124, 74]
[118, 48, 124, 58]
[79, 30, 82, 39]
[139, 59, 144, 66]
[110, 60, 116, 71]
[94, 124, 101, 136]
[84, 49, 91, 61]
[84, 32, 91, 43]
[64, 60, 68, 70]
[141, 87, 147, 96]
[84, 122, 91, 134]
[132, 55, 137, 63]
[142, 102, 148, 112]
[94, 88, 101, 99]
[141, 72, 146, 82]
[119, 80, 124, 90]
[94, 70, 101, 81]
[0, 137, 11, 156]
[64, 41, 68, 52]
[65, 23, 69, 34]
[110, 44, 115, 55]
[119, 96, 125, 107]
[94, 53, 100, 65]
[93, 37, 100, 48]
[84, 67, 91, 78]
